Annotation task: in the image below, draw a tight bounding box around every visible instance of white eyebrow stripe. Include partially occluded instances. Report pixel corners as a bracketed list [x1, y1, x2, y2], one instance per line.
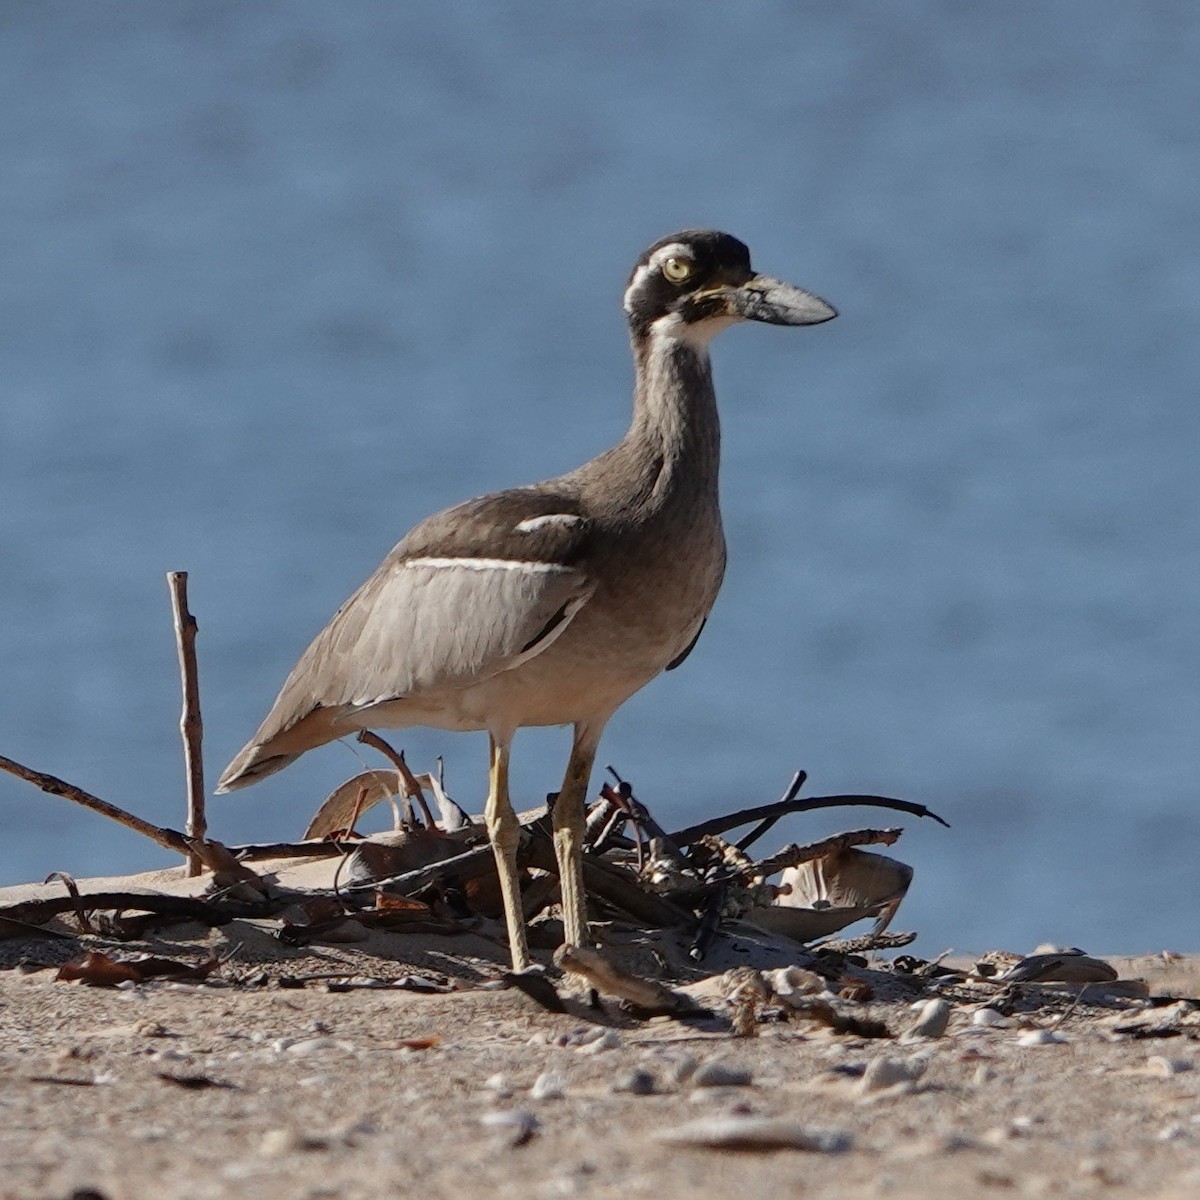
[515, 514, 583, 534]
[648, 242, 692, 270]
[622, 243, 697, 313]
[403, 556, 574, 574]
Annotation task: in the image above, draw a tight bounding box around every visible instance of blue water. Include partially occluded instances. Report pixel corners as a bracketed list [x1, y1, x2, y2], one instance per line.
[2, 3, 1198, 953]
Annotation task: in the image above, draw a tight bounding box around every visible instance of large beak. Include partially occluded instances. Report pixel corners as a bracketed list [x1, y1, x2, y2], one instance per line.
[727, 275, 837, 326]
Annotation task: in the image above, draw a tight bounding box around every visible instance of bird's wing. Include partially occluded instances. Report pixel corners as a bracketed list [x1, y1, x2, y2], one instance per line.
[247, 487, 596, 743]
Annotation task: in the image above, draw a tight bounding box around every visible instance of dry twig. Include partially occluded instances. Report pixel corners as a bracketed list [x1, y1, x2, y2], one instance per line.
[0, 753, 191, 856]
[167, 571, 206, 874]
[670, 789, 949, 846]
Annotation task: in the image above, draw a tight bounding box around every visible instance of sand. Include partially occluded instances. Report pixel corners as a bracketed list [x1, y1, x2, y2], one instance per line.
[2, 865, 1198, 1200]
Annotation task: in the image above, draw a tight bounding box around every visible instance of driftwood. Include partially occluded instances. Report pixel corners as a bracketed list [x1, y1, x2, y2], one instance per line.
[0, 891, 240, 929]
[167, 571, 207, 875]
[554, 943, 690, 1015]
[1, 619, 947, 955]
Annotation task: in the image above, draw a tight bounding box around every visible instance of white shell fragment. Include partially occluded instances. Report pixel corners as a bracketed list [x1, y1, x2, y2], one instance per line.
[1016, 1029, 1067, 1047]
[902, 998, 952, 1041]
[972, 1007, 1007, 1028]
[1146, 1056, 1192, 1077]
[763, 966, 827, 1001]
[656, 1116, 851, 1153]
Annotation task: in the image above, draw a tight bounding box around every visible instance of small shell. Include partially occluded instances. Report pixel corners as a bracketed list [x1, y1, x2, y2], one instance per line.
[972, 1008, 1007, 1028]
[902, 998, 952, 1041]
[657, 1117, 851, 1153]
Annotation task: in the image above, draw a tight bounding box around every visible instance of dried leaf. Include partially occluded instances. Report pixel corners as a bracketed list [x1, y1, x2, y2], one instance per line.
[57, 951, 142, 986]
[56, 950, 218, 986]
[385, 1036, 441, 1051]
[305, 771, 404, 840]
[373, 893, 433, 914]
[751, 848, 912, 942]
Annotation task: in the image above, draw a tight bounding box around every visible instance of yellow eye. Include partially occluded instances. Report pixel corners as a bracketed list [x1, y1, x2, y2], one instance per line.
[661, 256, 693, 284]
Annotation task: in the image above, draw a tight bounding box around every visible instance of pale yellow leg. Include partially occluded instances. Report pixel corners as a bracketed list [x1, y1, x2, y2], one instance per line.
[485, 733, 531, 972]
[553, 723, 601, 949]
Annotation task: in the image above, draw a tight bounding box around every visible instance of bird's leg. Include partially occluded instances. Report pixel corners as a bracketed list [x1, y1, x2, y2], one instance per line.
[554, 722, 601, 949]
[485, 733, 531, 972]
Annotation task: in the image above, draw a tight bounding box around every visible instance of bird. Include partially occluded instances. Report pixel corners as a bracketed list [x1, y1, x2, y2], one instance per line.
[217, 229, 836, 972]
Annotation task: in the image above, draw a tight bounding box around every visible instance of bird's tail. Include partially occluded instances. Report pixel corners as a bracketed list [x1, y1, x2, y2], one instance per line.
[214, 741, 300, 793]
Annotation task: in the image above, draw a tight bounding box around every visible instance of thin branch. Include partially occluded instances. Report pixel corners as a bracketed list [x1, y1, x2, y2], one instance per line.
[345, 839, 499, 895]
[355, 731, 437, 829]
[735, 769, 807, 852]
[167, 572, 206, 875]
[0, 753, 191, 856]
[669, 791, 950, 846]
[231, 840, 355, 862]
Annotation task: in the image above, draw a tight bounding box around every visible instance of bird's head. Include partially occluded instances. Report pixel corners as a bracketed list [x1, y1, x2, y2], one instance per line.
[623, 229, 836, 347]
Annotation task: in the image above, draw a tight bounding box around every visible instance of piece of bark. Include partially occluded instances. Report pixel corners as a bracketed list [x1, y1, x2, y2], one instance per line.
[554, 944, 687, 1016]
[0, 891, 239, 930]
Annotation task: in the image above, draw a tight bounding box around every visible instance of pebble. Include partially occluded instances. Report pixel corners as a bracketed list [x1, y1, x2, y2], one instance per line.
[481, 1109, 539, 1147]
[662, 1053, 699, 1085]
[892, 1132, 977, 1158]
[972, 1007, 1007, 1028]
[692, 1059, 753, 1088]
[902, 998, 952, 1041]
[859, 1055, 926, 1094]
[657, 1116, 850, 1153]
[530, 1070, 567, 1100]
[611, 1068, 656, 1095]
[259, 1129, 329, 1157]
[1016, 1029, 1066, 1047]
[279, 1037, 341, 1056]
[1147, 1055, 1192, 1077]
[483, 1072, 513, 1097]
[149, 1048, 191, 1063]
[576, 1030, 622, 1055]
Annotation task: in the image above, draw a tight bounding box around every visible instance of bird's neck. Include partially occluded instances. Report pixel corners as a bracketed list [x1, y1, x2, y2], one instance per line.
[627, 327, 721, 494]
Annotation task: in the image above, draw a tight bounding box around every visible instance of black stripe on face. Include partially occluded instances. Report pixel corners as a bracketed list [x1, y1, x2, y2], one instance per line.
[624, 231, 754, 337]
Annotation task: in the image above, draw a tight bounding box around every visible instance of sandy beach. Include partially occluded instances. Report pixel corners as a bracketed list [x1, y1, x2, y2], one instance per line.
[2, 859, 1198, 1200]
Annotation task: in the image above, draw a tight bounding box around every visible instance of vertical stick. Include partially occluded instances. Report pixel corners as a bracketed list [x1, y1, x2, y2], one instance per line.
[167, 571, 206, 875]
